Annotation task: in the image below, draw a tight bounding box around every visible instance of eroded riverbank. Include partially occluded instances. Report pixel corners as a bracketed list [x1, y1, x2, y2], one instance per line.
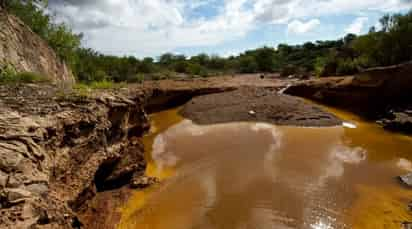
[118, 105, 412, 229]
[1, 76, 411, 229]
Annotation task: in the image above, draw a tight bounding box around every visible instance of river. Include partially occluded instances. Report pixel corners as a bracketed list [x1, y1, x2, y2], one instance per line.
[118, 105, 412, 229]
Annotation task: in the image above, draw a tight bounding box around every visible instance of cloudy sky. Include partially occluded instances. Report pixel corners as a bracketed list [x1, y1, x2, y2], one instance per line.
[47, 0, 412, 58]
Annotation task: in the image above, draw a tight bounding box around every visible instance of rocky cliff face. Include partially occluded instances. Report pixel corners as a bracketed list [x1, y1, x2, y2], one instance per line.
[0, 85, 150, 228]
[0, 9, 75, 84]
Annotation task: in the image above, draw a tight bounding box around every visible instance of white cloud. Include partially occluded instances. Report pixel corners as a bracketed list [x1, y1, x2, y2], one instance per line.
[345, 17, 369, 34]
[287, 19, 320, 34]
[47, 0, 412, 57]
[255, 0, 412, 23]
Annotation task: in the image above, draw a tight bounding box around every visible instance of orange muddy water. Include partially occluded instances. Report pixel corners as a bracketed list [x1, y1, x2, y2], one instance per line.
[118, 106, 412, 229]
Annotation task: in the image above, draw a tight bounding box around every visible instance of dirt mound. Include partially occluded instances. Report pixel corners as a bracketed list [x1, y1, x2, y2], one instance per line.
[180, 87, 341, 127]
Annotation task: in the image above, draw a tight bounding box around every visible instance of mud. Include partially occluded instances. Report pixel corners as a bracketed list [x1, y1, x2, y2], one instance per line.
[181, 87, 341, 127]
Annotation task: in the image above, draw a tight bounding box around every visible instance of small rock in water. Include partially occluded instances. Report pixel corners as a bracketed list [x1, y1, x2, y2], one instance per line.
[408, 202, 412, 211]
[402, 222, 412, 229]
[398, 173, 412, 187]
[130, 176, 160, 189]
[248, 110, 256, 116]
[397, 158, 412, 172]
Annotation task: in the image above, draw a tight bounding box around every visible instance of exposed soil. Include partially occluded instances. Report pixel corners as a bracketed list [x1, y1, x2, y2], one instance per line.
[180, 87, 341, 127]
[284, 62, 412, 134]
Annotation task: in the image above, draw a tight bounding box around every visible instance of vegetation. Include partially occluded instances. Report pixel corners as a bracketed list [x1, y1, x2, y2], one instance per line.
[7, 0, 81, 68]
[4, 1, 412, 83]
[0, 64, 48, 83]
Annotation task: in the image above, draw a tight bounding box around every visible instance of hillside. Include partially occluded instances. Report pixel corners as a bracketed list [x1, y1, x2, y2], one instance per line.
[0, 8, 74, 84]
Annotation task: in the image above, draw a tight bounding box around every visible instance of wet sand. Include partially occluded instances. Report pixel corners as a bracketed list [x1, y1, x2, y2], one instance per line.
[180, 87, 342, 127]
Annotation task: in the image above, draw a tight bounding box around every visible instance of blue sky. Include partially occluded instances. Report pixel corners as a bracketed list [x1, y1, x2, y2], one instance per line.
[48, 0, 412, 58]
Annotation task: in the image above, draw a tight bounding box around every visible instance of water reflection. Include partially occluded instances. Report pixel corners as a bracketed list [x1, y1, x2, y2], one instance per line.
[119, 106, 412, 229]
[126, 118, 400, 228]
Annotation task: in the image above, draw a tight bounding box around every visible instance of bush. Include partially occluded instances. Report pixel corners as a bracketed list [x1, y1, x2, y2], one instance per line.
[336, 59, 358, 75]
[15, 72, 49, 83]
[89, 80, 115, 89]
[128, 74, 145, 84]
[185, 63, 207, 76]
[238, 56, 258, 73]
[280, 65, 297, 77]
[0, 64, 17, 82]
[314, 57, 326, 77]
[0, 65, 48, 83]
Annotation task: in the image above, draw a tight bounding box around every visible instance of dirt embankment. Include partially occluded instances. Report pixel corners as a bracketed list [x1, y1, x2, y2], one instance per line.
[181, 87, 341, 127]
[0, 84, 151, 228]
[284, 62, 412, 134]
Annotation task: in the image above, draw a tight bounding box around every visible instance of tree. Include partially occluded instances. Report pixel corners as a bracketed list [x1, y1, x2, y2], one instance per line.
[3, 0, 48, 10]
[254, 46, 277, 72]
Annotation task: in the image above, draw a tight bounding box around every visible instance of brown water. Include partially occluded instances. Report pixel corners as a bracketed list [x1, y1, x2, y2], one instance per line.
[118, 106, 412, 229]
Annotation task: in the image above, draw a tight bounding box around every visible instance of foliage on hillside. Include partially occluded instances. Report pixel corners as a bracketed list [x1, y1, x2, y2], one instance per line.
[4, 1, 412, 84]
[7, 0, 81, 69]
[0, 64, 49, 83]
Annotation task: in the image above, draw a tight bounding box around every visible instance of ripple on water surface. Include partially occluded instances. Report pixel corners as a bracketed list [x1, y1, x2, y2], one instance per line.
[119, 107, 412, 229]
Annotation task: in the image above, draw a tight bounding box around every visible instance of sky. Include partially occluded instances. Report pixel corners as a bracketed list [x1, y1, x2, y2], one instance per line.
[47, 0, 412, 58]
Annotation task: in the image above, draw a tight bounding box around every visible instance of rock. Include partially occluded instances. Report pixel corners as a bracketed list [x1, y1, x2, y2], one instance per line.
[36, 209, 50, 225]
[0, 147, 24, 172]
[96, 140, 146, 191]
[399, 173, 412, 187]
[403, 222, 412, 229]
[380, 110, 412, 134]
[6, 176, 22, 188]
[5, 188, 32, 205]
[130, 176, 160, 189]
[0, 170, 7, 188]
[25, 183, 48, 196]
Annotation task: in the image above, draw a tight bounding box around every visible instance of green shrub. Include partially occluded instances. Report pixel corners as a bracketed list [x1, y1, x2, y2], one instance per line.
[336, 59, 358, 75]
[0, 65, 48, 83]
[0, 64, 17, 82]
[14, 72, 49, 83]
[89, 80, 115, 89]
[239, 56, 258, 73]
[314, 57, 326, 77]
[280, 65, 297, 77]
[128, 74, 145, 84]
[185, 63, 204, 76]
[73, 83, 91, 97]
